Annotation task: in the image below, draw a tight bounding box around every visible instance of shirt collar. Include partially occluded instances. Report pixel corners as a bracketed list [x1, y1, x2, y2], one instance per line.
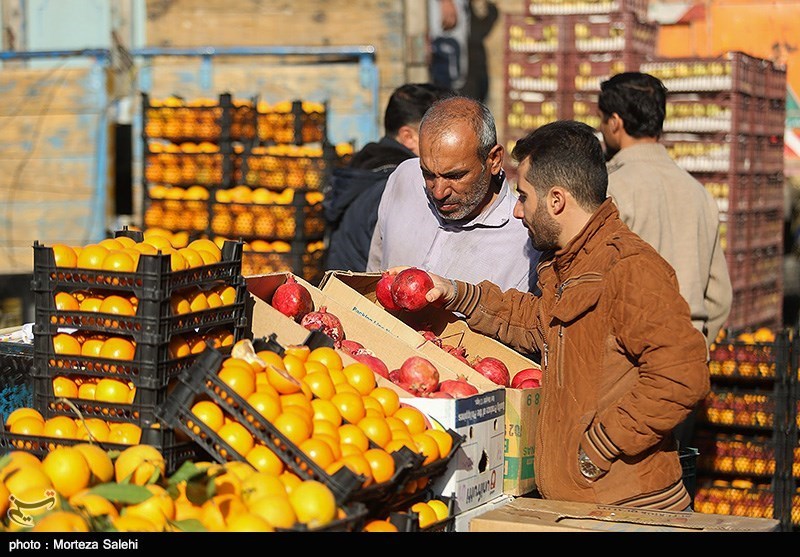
[606, 143, 669, 173]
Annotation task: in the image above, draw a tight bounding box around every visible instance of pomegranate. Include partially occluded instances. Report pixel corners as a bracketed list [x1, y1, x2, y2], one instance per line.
[516, 378, 540, 389]
[351, 350, 390, 379]
[397, 356, 440, 396]
[511, 367, 542, 389]
[443, 344, 470, 365]
[339, 339, 364, 355]
[375, 272, 402, 311]
[391, 268, 434, 312]
[271, 275, 313, 322]
[428, 391, 454, 399]
[388, 369, 401, 384]
[300, 306, 345, 347]
[437, 378, 479, 398]
[419, 330, 443, 348]
[471, 356, 510, 387]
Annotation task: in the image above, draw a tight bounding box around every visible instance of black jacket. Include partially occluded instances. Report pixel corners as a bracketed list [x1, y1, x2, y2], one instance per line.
[323, 137, 416, 272]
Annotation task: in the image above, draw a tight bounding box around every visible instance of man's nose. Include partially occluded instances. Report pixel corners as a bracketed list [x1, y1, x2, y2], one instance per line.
[428, 177, 450, 200]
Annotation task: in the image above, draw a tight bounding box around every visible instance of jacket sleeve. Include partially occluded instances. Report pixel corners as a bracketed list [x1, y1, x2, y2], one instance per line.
[365, 192, 386, 272]
[704, 229, 733, 348]
[582, 257, 710, 469]
[446, 280, 543, 354]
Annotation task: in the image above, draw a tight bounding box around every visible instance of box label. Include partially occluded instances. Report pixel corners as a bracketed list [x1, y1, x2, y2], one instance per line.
[455, 390, 505, 428]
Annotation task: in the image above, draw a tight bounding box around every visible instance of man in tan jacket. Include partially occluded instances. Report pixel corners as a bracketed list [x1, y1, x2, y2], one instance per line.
[400, 121, 709, 511]
[598, 72, 733, 350]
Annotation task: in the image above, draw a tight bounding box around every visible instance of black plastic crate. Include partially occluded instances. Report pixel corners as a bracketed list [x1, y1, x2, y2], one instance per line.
[256, 100, 327, 146]
[239, 148, 330, 191]
[694, 432, 777, 478]
[280, 502, 369, 533]
[0, 339, 33, 423]
[0, 426, 198, 474]
[700, 387, 781, 430]
[156, 341, 422, 507]
[708, 329, 791, 380]
[241, 248, 324, 286]
[209, 198, 325, 241]
[680, 446, 699, 502]
[31, 237, 243, 299]
[387, 492, 457, 532]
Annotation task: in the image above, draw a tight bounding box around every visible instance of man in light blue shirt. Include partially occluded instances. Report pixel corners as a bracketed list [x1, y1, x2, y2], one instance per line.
[367, 96, 540, 292]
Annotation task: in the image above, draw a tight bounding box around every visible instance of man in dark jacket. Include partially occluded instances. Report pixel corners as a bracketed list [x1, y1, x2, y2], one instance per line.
[323, 83, 454, 272]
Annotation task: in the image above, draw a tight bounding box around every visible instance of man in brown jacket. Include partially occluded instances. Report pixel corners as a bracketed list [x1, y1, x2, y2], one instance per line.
[412, 120, 710, 510]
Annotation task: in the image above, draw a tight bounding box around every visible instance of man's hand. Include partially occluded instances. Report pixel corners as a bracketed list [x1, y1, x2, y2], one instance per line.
[440, 0, 458, 31]
[386, 266, 456, 305]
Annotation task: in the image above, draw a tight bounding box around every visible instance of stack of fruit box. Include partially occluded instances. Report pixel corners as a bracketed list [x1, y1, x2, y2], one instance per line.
[315, 270, 542, 498]
[6, 230, 249, 473]
[246, 272, 506, 515]
[502, 0, 657, 157]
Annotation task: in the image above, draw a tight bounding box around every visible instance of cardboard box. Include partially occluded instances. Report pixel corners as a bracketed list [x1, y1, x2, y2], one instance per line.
[454, 494, 513, 533]
[318, 270, 541, 495]
[246, 272, 506, 514]
[468, 497, 781, 532]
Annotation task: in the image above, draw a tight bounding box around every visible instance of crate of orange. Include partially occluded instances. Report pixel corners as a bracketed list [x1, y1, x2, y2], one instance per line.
[156, 338, 433, 511]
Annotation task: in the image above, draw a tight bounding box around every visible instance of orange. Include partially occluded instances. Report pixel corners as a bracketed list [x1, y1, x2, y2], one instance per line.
[106, 423, 142, 445]
[363, 519, 399, 532]
[206, 291, 223, 308]
[188, 336, 207, 355]
[4, 407, 44, 428]
[120, 484, 174, 529]
[337, 453, 373, 487]
[168, 335, 191, 358]
[187, 289, 209, 311]
[248, 494, 297, 529]
[94, 378, 131, 403]
[342, 363, 376, 395]
[54, 291, 79, 311]
[303, 360, 328, 375]
[51, 244, 78, 267]
[222, 356, 258, 375]
[53, 333, 81, 355]
[170, 293, 190, 314]
[245, 444, 285, 476]
[312, 419, 340, 439]
[240, 472, 287, 506]
[52, 376, 78, 398]
[80, 338, 105, 358]
[410, 501, 438, 528]
[218, 366, 257, 400]
[363, 448, 396, 484]
[217, 422, 254, 457]
[265, 363, 302, 395]
[313, 434, 342, 461]
[102, 250, 136, 273]
[133, 241, 158, 256]
[328, 368, 347, 385]
[288, 480, 336, 529]
[74, 417, 110, 442]
[385, 416, 409, 433]
[369, 387, 401, 417]
[199, 494, 247, 532]
[41, 446, 92, 498]
[188, 239, 222, 261]
[99, 295, 136, 316]
[280, 392, 313, 415]
[9, 415, 46, 436]
[178, 247, 204, 268]
[76, 244, 110, 270]
[143, 235, 173, 251]
[246, 392, 282, 422]
[191, 400, 225, 432]
[412, 432, 441, 465]
[311, 398, 342, 427]
[393, 406, 428, 435]
[427, 498, 450, 521]
[357, 416, 393, 449]
[68, 491, 119, 518]
[43, 416, 78, 438]
[31, 511, 90, 532]
[99, 337, 136, 360]
[425, 429, 454, 458]
[114, 235, 136, 248]
[273, 411, 311, 446]
[282, 354, 307, 380]
[278, 471, 303, 495]
[215, 284, 237, 305]
[98, 238, 125, 251]
[307, 347, 342, 372]
[337, 423, 370, 452]
[79, 296, 104, 312]
[330, 392, 366, 424]
[361, 395, 385, 417]
[298, 438, 336, 469]
[384, 438, 417, 455]
[114, 444, 165, 485]
[283, 345, 310, 362]
[303, 371, 336, 401]
[225, 512, 274, 532]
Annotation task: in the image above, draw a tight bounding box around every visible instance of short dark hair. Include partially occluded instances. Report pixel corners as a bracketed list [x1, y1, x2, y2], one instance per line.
[598, 72, 668, 138]
[512, 120, 608, 211]
[384, 83, 455, 136]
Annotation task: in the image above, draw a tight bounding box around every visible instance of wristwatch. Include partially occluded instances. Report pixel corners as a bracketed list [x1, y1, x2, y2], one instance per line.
[578, 447, 604, 480]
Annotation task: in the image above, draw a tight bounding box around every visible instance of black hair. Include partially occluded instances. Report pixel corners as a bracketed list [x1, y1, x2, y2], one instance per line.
[511, 120, 608, 211]
[598, 72, 668, 138]
[384, 83, 455, 136]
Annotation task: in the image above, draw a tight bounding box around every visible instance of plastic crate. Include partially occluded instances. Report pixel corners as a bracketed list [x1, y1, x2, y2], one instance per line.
[694, 432, 777, 478]
[256, 100, 327, 146]
[156, 341, 424, 507]
[0, 426, 198, 474]
[31, 236, 243, 298]
[210, 199, 325, 241]
[241, 249, 325, 286]
[280, 501, 369, 532]
[663, 91, 754, 135]
[387, 493, 457, 532]
[699, 388, 779, 430]
[563, 51, 645, 92]
[505, 51, 562, 91]
[506, 90, 600, 131]
[680, 447, 699, 502]
[526, 0, 649, 20]
[641, 52, 770, 97]
[239, 148, 330, 191]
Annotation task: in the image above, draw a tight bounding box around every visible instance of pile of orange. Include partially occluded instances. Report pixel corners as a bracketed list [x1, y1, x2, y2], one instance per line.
[3, 407, 143, 446]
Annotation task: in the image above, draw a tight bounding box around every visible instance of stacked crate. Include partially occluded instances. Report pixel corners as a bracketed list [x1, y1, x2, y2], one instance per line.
[0, 230, 249, 472]
[503, 0, 657, 151]
[142, 95, 349, 285]
[641, 53, 787, 332]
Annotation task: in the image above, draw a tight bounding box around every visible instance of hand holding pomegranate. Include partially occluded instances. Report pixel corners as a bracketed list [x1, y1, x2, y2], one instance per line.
[386, 266, 456, 307]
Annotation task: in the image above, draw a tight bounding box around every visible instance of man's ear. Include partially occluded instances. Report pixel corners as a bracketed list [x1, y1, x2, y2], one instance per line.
[396, 125, 420, 154]
[609, 113, 625, 135]
[488, 144, 504, 175]
[549, 187, 567, 216]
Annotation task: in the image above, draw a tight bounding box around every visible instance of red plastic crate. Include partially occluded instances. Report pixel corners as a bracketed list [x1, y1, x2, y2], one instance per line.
[505, 51, 562, 92]
[526, 0, 649, 21]
[641, 52, 771, 97]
